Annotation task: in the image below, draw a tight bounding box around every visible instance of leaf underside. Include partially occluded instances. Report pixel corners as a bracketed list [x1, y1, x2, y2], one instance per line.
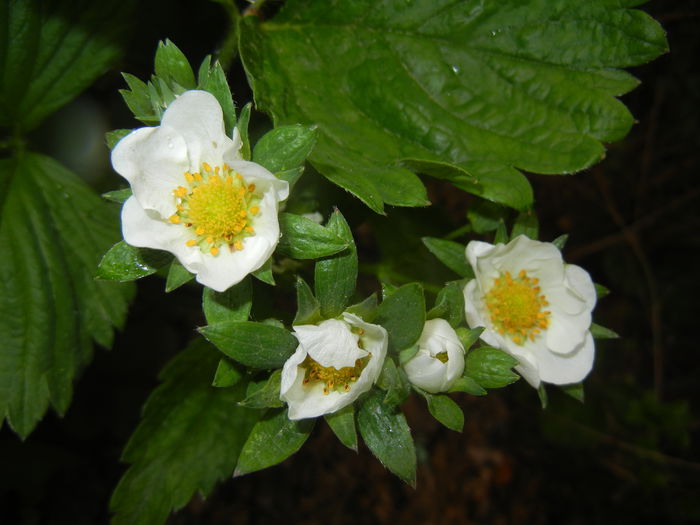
[240, 0, 667, 212]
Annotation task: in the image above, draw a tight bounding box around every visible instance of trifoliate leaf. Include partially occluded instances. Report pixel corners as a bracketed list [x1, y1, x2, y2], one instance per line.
[235, 408, 314, 476]
[110, 339, 259, 525]
[374, 283, 425, 352]
[0, 0, 127, 132]
[253, 124, 318, 173]
[164, 260, 194, 292]
[239, 0, 667, 212]
[315, 210, 358, 319]
[357, 390, 416, 486]
[0, 154, 134, 438]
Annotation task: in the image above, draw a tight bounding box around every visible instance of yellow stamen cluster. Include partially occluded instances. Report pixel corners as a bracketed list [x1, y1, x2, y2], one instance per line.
[302, 353, 371, 395]
[485, 269, 550, 345]
[169, 163, 260, 256]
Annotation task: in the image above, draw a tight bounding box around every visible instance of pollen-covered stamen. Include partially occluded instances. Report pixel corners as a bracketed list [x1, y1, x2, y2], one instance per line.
[485, 269, 550, 345]
[301, 353, 371, 395]
[170, 163, 261, 255]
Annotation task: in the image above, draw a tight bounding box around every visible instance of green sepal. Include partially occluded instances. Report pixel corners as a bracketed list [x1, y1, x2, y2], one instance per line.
[595, 283, 610, 299]
[276, 167, 305, 193]
[448, 376, 486, 396]
[552, 234, 568, 251]
[165, 261, 194, 292]
[235, 409, 314, 476]
[96, 241, 172, 281]
[155, 39, 196, 92]
[376, 358, 411, 406]
[419, 391, 464, 432]
[467, 200, 507, 234]
[197, 56, 236, 135]
[511, 209, 539, 240]
[236, 102, 252, 160]
[561, 383, 585, 403]
[277, 212, 348, 259]
[398, 345, 419, 366]
[427, 280, 466, 328]
[212, 358, 244, 388]
[101, 188, 132, 204]
[202, 278, 252, 324]
[345, 294, 378, 322]
[464, 346, 519, 389]
[106, 129, 133, 150]
[199, 321, 297, 369]
[493, 220, 509, 244]
[537, 384, 549, 409]
[421, 237, 473, 278]
[324, 405, 358, 451]
[590, 323, 619, 339]
[293, 277, 322, 325]
[373, 283, 425, 352]
[357, 390, 416, 486]
[239, 370, 284, 409]
[252, 257, 275, 285]
[455, 326, 484, 351]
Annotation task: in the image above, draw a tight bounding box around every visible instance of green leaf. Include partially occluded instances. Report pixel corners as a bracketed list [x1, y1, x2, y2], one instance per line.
[494, 220, 509, 244]
[0, 0, 126, 132]
[239, 1, 666, 211]
[427, 281, 466, 328]
[398, 345, 419, 366]
[165, 261, 194, 292]
[421, 237, 473, 278]
[357, 390, 416, 485]
[101, 187, 132, 204]
[202, 279, 252, 324]
[324, 404, 358, 451]
[277, 212, 348, 259]
[424, 393, 464, 432]
[212, 358, 244, 388]
[455, 327, 484, 351]
[236, 102, 252, 161]
[197, 58, 235, 135]
[511, 209, 539, 240]
[314, 210, 358, 318]
[467, 199, 508, 234]
[253, 124, 317, 173]
[96, 241, 173, 281]
[464, 346, 519, 389]
[199, 321, 298, 369]
[0, 153, 134, 437]
[561, 383, 585, 403]
[590, 323, 619, 339]
[449, 376, 487, 396]
[252, 257, 275, 285]
[373, 283, 425, 351]
[293, 277, 322, 325]
[235, 408, 314, 476]
[239, 370, 284, 409]
[110, 339, 259, 525]
[377, 358, 411, 406]
[154, 39, 196, 91]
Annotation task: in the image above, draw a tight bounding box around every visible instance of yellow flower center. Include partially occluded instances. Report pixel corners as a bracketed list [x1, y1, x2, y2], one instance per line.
[169, 163, 260, 256]
[485, 269, 550, 345]
[301, 353, 371, 395]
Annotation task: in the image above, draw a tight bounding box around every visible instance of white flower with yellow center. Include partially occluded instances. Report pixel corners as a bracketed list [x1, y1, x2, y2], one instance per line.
[111, 90, 289, 292]
[463, 235, 597, 388]
[280, 313, 388, 420]
[403, 318, 465, 393]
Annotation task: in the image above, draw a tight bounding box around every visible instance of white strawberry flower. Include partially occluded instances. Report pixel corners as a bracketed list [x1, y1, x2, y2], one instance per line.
[280, 313, 388, 420]
[111, 90, 288, 292]
[463, 235, 597, 388]
[403, 318, 465, 393]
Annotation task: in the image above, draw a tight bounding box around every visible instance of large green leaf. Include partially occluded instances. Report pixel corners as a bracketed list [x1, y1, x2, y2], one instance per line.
[0, 0, 126, 132]
[239, 0, 667, 212]
[0, 153, 134, 438]
[110, 339, 260, 525]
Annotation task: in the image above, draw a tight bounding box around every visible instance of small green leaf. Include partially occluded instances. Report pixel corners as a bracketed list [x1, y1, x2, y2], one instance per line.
[315, 210, 358, 318]
[293, 277, 322, 325]
[236, 102, 252, 160]
[421, 237, 473, 278]
[561, 383, 585, 403]
[277, 212, 348, 259]
[464, 347, 519, 389]
[155, 39, 196, 91]
[101, 187, 132, 204]
[398, 345, 419, 366]
[239, 370, 284, 409]
[493, 220, 509, 244]
[106, 129, 133, 150]
[427, 281, 466, 328]
[511, 209, 539, 240]
[590, 323, 619, 339]
[376, 358, 411, 406]
[110, 339, 259, 525]
[96, 241, 173, 281]
[357, 390, 416, 486]
[253, 124, 317, 173]
[552, 234, 569, 251]
[449, 376, 486, 396]
[424, 393, 464, 432]
[324, 405, 357, 451]
[467, 199, 508, 234]
[212, 358, 244, 388]
[374, 283, 425, 351]
[199, 321, 298, 369]
[202, 279, 252, 324]
[345, 294, 378, 322]
[235, 409, 314, 476]
[165, 261, 194, 292]
[455, 326, 484, 351]
[120, 73, 159, 124]
[252, 257, 275, 285]
[595, 283, 610, 299]
[197, 58, 235, 135]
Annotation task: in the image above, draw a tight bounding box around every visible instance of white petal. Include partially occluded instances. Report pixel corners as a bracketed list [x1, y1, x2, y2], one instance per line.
[465, 240, 494, 270]
[293, 320, 366, 368]
[111, 125, 189, 217]
[227, 159, 290, 202]
[403, 352, 449, 393]
[545, 309, 591, 355]
[535, 332, 595, 385]
[566, 264, 597, 310]
[280, 345, 307, 397]
[463, 280, 502, 348]
[161, 90, 233, 169]
[512, 349, 541, 388]
[121, 196, 190, 250]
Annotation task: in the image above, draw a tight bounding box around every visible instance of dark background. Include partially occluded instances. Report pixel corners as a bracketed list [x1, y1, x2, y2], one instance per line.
[1, 1, 698, 523]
